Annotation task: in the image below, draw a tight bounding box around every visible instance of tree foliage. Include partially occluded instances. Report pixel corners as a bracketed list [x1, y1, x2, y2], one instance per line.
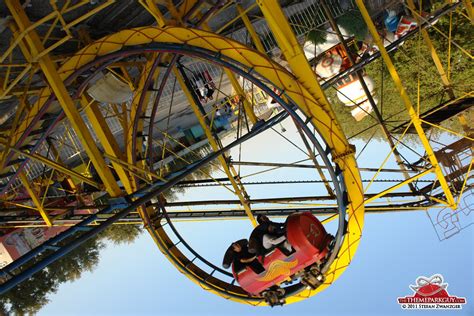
[307, 29, 327, 46]
[0, 141, 214, 314]
[0, 237, 104, 315]
[0, 223, 146, 315]
[336, 10, 368, 41]
[100, 225, 143, 245]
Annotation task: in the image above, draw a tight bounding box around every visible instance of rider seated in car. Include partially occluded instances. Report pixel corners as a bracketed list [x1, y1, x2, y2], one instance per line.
[222, 239, 265, 274]
[248, 215, 293, 258]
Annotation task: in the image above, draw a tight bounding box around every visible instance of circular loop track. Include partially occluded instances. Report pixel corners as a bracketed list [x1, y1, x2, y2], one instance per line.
[22, 26, 365, 305]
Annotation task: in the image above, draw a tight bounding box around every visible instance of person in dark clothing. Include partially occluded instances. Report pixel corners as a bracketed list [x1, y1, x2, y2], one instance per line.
[248, 215, 293, 257]
[222, 239, 265, 274]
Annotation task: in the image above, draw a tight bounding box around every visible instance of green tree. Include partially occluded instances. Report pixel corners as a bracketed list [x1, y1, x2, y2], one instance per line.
[0, 138, 223, 313]
[100, 225, 143, 245]
[336, 10, 368, 41]
[0, 236, 104, 315]
[307, 29, 327, 46]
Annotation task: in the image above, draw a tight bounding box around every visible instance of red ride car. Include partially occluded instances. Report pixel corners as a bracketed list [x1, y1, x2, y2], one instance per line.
[232, 212, 333, 295]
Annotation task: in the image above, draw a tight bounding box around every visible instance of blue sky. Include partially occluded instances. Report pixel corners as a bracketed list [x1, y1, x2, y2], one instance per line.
[38, 209, 473, 316]
[38, 119, 473, 315]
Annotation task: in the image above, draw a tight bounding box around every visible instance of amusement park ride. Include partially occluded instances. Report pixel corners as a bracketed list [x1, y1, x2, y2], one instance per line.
[0, 0, 472, 308]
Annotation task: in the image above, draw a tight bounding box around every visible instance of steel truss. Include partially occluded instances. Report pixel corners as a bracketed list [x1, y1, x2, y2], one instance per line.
[0, 0, 472, 306]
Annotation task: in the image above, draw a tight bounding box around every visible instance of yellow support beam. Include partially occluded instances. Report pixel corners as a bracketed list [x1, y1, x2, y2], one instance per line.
[140, 0, 166, 25]
[6, 0, 122, 197]
[46, 139, 80, 193]
[18, 171, 53, 227]
[177, 0, 200, 21]
[0, 20, 34, 168]
[364, 168, 433, 205]
[406, 0, 454, 99]
[126, 54, 161, 187]
[236, 4, 266, 53]
[355, 0, 455, 208]
[224, 69, 258, 124]
[82, 96, 134, 194]
[457, 113, 473, 136]
[63, 0, 116, 30]
[174, 68, 257, 226]
[141, 2, 256, 220]
[104, 153, 166, 182]
[320, 0, 418, 194]
[256, 3, 366, 301]
[420, 118, 474, 141]
[406, 3, 472, 59]
[256, 0, 344, 135]
[8, 146, 101, 189]
[216, 3, 258, 34]
[462, 0, 474, 24]
[257, 0, 361, 193]
[200, 24, 258, 124]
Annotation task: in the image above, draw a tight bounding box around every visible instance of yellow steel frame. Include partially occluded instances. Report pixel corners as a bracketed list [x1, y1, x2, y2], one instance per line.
[18, 171, 53, 226]
[1, 0, 470, 305]
[145, 1, 258, 225]
[75, 25, 133, 194]
[236, 4, 266, 53]
[82, 96, 134, 194]
[257, 0, 364, 302]
[175, 70, 257, 226]
[463, 0, 474, 23]
[420, 119, 474, 141]
[148, 127, 237, 194]
[104, 153, 165, 182]
[0, 0, 115, 100]
[405, 3, 472, 59]
[356, 0, 456, 208]
[7, 146, 101, 189]
[406, 0, 455, 99]
[364, 168, 433, 204]
[320, 0, 418, 193]
[201, 23, 259, 124]
[36, 24, 363, 304]
[223, 68, 259, 124]
[46, 139, 80, 194]
[217, 6, 266, 125]
[125, 55, 161, 190]
[363, 123, 418, 194]
[6, 0, 122, 198]
[0, 0, 115, 175]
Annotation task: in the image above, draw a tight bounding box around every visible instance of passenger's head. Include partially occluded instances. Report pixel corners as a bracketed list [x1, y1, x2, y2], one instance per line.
[257, 215, 269, 224]
[231, 242, 242, 252]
